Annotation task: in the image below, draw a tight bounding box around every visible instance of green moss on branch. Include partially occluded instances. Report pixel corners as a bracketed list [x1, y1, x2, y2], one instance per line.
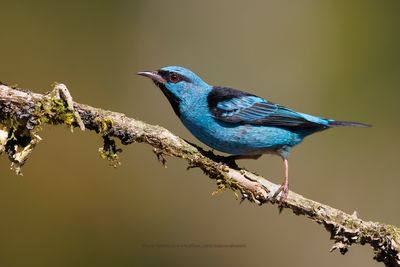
[0, 83, 399, 266]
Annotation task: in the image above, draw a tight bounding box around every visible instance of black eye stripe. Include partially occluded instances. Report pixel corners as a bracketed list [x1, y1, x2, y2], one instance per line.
[158, 70, 191, 83]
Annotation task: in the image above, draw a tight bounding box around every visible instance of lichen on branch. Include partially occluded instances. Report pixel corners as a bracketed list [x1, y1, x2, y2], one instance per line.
[0, 83, 399, 266]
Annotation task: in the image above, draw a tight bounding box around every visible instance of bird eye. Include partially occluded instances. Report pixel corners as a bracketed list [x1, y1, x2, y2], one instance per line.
[169, 73, 181, 83]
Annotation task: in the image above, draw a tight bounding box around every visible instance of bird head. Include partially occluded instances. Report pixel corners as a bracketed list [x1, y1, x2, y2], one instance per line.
[137, 66, 210, 116]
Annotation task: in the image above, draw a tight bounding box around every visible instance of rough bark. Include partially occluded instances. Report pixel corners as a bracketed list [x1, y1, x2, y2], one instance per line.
[0, 83, 399, 266]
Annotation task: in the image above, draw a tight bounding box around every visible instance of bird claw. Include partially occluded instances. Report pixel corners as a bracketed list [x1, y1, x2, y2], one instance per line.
[272, 182, 289, 205]
[216, 162, 230, 172]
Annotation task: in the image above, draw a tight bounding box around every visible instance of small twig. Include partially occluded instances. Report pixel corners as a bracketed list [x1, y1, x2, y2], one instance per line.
[52, 83, 85, 131]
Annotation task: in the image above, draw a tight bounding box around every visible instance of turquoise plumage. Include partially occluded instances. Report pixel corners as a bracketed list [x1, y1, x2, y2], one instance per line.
[138, 66, 370, 202]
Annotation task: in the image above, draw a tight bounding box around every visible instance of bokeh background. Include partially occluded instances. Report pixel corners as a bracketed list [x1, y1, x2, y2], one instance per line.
[1, 1, 399, 266]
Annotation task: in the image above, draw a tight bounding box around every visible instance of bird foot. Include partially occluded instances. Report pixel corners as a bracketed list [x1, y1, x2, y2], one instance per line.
[272, 182, 289, 205]
[216, 162, 231, 172]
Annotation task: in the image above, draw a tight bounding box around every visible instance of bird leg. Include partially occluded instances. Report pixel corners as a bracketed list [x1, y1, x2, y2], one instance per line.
[272, 158, 289, 203]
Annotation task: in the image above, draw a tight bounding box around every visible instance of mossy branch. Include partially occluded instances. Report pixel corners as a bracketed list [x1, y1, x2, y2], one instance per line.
[0, 83, 399, 266]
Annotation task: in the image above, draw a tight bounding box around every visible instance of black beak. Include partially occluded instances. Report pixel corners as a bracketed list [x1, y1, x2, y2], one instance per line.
[137, 71, 166, 84]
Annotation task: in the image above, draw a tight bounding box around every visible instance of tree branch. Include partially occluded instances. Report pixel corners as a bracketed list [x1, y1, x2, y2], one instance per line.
[0, 83, 399, 266]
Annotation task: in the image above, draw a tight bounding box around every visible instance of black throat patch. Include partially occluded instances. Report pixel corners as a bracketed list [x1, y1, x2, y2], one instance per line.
[156, 82, 182, 117]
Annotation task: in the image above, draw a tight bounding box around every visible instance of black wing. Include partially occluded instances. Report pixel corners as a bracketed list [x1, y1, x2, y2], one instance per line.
[207, 86, 328, 128]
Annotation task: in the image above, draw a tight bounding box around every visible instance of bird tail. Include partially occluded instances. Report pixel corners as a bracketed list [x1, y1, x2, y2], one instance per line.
[328, 120, 371, 128]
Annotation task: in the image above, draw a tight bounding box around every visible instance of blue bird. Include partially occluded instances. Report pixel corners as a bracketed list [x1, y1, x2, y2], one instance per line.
[138, 66, 370, 202]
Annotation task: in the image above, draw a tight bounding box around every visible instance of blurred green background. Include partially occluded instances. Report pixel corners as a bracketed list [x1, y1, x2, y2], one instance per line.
[1, 1, 399, 266]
